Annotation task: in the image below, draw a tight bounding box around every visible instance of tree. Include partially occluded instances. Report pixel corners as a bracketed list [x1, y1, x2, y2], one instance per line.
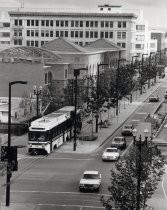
[101, 141, 166, 210]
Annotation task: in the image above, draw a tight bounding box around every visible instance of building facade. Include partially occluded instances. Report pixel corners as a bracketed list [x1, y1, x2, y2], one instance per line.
[8, 5, 137, 61]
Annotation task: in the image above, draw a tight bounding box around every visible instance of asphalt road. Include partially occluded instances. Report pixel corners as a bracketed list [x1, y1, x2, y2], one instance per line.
[1, 81, 167, 210]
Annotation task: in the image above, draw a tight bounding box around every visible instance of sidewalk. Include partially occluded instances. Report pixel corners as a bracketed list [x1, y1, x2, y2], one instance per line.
[56, 83, 161, 154]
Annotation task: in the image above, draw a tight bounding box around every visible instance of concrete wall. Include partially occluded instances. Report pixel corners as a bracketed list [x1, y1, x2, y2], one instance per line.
[0, 62, 44, 97]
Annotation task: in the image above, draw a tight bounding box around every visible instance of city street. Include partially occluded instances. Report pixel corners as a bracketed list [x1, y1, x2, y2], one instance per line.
[1, 81, 167, 209]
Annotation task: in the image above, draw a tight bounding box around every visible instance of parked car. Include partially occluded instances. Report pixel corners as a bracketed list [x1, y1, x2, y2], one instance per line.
[79, 170, 101, 192]
[102, 147, 120, 161]
[149, 95, 159, 102]
[111, 136, 126, 150]
[122, 124, 134, 136]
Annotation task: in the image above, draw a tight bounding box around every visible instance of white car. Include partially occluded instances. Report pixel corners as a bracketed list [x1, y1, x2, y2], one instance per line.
[102, 147, 120, 161]
[79, 170, 101, 192]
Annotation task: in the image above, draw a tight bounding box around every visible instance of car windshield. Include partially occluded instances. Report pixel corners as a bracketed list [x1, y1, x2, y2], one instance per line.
[83, 174, 99, 179]
[106, 148, 117, 153]
[124, 125, 132, 129]
[113, 138, 122, 142]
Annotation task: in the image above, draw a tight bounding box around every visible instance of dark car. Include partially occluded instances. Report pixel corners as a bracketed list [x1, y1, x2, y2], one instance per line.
[111, 136, 126, 150]
[122, 124, 134, 136]
[149, 95, 159, 102]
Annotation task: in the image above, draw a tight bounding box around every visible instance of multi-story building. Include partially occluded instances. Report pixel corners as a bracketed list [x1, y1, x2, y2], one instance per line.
[150, 29, 166, 51]
[8, 4, 137, 60]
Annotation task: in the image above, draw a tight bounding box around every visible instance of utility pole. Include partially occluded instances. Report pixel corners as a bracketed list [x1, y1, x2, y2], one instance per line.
[6, 81, 27, 207]
[95, 63, 108, 133]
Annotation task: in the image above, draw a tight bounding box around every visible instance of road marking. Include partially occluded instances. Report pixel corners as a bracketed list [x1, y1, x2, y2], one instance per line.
[121, 140, 133, 157]
[161, 178, 167, 199]
[17, 155, 93, 161]
[131, 119, 140, 121]
[11, 190, 111, 197]
[136, 112, 147, 115]
[38, 203, 105, 209]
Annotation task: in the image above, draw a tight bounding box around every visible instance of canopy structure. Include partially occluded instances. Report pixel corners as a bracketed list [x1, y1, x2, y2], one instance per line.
[0, 46, 62, 64]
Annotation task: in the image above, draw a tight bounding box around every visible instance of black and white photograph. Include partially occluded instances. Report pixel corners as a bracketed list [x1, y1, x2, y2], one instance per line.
[0, 0, 167, 209]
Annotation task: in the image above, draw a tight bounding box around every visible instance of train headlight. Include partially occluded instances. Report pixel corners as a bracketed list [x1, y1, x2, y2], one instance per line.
[29, 144, 32, 147]
[42, 144, 45, 148]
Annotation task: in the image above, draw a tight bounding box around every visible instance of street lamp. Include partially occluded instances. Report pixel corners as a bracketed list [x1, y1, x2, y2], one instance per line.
[148, 52, 155, 89]
[131, 55, 139, 67]
[33, 85, 43, 117]
[116, 59, 126, 116]
[132, 128, 150, 210]
[141, 54, 148, 94]
[73, 68, 88, 151]
[6, 80, 27, 206]
[95, 63, 108, 133]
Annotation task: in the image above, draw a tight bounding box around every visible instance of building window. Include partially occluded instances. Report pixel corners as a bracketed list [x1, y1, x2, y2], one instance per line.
[118, 21, 121, 28]
[27, 40, 30, 46]
[109, 31, 113, 38]
[94, 31, 98, 38]
[136, 25, 145, 30]
[35, 41, 38, 47]
[56, 31, 59, 37]
[3, 22, 10, 27]
[135, 44, 144, 49]
[31, 30, 34, 37]
[105, 31, 108, 38]
[71, 31, 74, 38]
[50, 20, 53, 27]
[95, 21, 98, 27]
[90, 31, 93, 38]
[50, 30, 53, 37]
[117, 32, 121, 39]
[122, 32, 126, 39]
[80, 31, 83, 38]
[60, 31, 64, 37]
[101, 21, 104, 27]
[41, 20, 45, 26]
[65, 21, 68, 27]
[110, 21, 113, 28]
[71, 21, 74, 27]
[86, 21, 89, 27]
[65, 31, 68, 37]
[35, 30, 39, 37]
[31, 20, 34, 26]
[31, 40, 34, 46]
[123, 21, 126, 28]
[100, 31, 104, 38]
[90, 21, 94, 27]
[85, 31, 89, 38]
[45, 30, 49, 37]
[105, 21, 109, 27]
[19, 20, 22, 26]
[27, 20, 30, 26]
[35, 20, 39, 26]
[46, 20, 49, 27]
[27, 30, 30, 36]
[75, 21, 79, 27]
[75, 31, 78, 38]
[41, 41, 45, 46]
[60, 21, 64, 27]
[117, 42, 121, 47]
[2, 32, 10, 37]
[80, 21, 83, 27]
[136, 35, 145, 41]
[14, 19, 18, 26]
[122, 43, 126, 48]
[41, 30, 45, 37]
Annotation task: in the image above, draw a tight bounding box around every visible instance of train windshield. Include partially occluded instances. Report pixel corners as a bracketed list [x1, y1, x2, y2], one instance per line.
[29, 131, 47, 142]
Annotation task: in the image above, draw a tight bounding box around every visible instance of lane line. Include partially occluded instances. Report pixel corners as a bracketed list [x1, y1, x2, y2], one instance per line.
[11, 190, 111, 197]
[161, 178, 167, 199]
